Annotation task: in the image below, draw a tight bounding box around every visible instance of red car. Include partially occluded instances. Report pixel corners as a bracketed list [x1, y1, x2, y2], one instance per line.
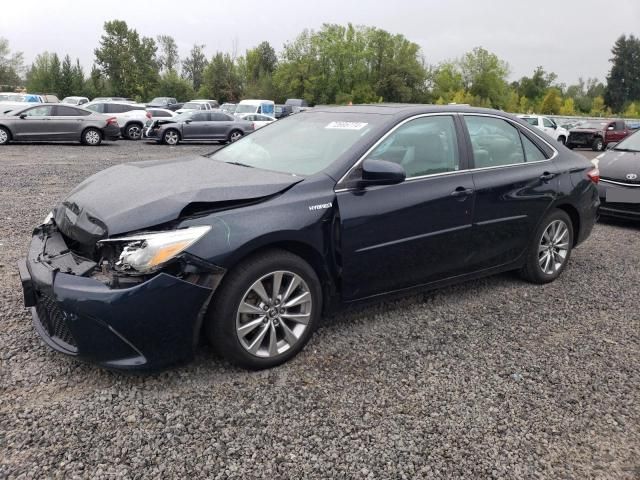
[567, 120, 631, 151]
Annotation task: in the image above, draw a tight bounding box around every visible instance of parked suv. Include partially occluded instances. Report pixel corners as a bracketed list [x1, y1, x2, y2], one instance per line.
[518, 115, 569, 144]
[84, 101, 151, 140]
[567, 120, 631, 151]
[146, 97, 181, 111]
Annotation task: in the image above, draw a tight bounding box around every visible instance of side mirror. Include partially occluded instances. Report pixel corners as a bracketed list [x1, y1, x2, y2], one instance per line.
[19, 113, 27, 119]
[358, 159, 406, 188]
[184, 119, 192, 124]
[552, 124, 557, 129]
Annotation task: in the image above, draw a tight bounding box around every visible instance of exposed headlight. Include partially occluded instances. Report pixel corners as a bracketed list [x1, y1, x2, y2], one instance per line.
[43, 211, 54, 225]
[99, 226, 211, 273]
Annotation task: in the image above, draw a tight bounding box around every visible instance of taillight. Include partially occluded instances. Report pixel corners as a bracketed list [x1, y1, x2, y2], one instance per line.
[252, 122, 256, 130]
[587, 167, 600, 184]
[106, 117, 117, 126]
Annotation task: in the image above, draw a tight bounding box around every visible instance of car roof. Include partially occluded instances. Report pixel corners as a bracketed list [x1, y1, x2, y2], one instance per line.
[310, 103, 509, 116]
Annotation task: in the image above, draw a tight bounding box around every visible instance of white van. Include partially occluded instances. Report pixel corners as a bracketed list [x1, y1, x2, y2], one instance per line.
[235, 99, 275, 117]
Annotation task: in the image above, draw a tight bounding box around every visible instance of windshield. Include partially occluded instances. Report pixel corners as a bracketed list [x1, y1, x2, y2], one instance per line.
[522, 117, 538, 126]
[235, 104, 258, 114]
[150, 97, 167, 104]
[62, 97, 77, 104]
[172, 111, 194, 122]
[579, 121, 608, 129]
[0, 94, 25, 102]
[614, 130, 640, 152]
[182, 102, 201, 109]
[210, 112, 383, 175]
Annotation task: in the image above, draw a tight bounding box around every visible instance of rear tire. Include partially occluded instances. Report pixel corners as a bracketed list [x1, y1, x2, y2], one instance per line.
[557, 136, 566, 145]
[566, 143, 574, 149]
[520, 209, 573, 284]
[81, 128, 102, 146]
[125, 123, 143, 140]
[205, 249, 322, 370]
[0, 126, 10, 145]
[228, 130, 243, 143]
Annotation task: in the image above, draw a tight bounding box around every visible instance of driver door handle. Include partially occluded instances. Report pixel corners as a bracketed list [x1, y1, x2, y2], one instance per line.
[451, 186, 474, 198]
[540, 172, 556, 182]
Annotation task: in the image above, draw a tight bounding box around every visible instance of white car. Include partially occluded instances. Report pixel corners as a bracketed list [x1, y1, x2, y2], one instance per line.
[175, 101, 212, 114]
[519, 115, 569, 145]
[84, 101, 151, 140]
[237, 113, 276, 130]
[62, 96, 90, 106]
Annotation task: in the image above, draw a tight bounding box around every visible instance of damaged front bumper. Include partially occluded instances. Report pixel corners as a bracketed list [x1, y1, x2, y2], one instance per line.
[19, 224, 224, 370]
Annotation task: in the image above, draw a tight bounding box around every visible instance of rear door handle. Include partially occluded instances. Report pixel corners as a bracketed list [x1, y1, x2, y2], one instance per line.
[540, 172, 556, 182]
[451, 186, 474, 198]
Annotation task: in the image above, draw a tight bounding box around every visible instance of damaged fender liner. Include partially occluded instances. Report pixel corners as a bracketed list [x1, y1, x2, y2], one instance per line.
[20, 224, 226, 370]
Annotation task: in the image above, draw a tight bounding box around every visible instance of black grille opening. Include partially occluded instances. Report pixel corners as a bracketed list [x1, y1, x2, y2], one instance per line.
[35, 294, 78, 352]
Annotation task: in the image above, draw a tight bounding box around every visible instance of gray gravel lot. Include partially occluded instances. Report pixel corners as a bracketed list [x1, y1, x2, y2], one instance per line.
[0, 141, 638, 479]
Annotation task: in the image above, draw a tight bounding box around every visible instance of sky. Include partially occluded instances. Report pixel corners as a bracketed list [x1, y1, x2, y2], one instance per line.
[1, 0, 639, 85]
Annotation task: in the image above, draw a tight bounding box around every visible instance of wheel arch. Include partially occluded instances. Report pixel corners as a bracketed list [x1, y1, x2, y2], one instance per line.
[554, 203, 580, 247]
[0, 123, 13, 140]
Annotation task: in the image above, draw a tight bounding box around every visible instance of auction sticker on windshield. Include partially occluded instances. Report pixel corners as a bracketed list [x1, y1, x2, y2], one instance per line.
[325, 121, 368, 130]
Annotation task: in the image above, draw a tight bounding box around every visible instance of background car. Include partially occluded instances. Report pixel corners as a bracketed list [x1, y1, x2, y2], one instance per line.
[595, 129, 640, 220]
[175, 101, 212, 114]
[275, 104, 293, 119]
[221, 103, 237, 114]
[62, 96, 90, 106]
[84, 101, 151, 140]
[146, 97, 182, 111]
[0, 103, 119, 145]
[145, 110, 254, 145]
[193, 99, 220, 109]
[518, 114, 569, 144]
[235, 99, 276, 117]
[567, 120, 631, 151]
[237, 113, 276, 129]
[285, 98, 309, 113]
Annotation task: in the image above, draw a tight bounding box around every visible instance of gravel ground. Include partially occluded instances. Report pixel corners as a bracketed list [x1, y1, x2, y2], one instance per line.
[0, 141, 638, 479]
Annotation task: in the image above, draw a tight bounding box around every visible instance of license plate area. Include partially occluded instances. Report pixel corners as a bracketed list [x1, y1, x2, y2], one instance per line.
[607, 188, 640, 203]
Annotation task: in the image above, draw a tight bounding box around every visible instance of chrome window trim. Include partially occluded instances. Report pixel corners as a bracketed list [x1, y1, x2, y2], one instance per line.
[601, 178, 640, 188]
[335, 111, 558, 192]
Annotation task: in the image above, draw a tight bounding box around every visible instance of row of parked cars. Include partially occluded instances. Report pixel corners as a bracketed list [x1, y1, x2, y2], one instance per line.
[0, 95, 310, 146]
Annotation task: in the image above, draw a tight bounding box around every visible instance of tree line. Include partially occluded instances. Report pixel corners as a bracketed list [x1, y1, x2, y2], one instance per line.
[0, 20, 639, 117]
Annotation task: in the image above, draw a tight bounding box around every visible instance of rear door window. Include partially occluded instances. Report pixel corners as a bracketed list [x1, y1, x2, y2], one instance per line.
[465, 116, 525, 168]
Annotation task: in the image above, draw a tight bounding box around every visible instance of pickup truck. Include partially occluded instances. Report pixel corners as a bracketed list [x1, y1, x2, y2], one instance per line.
[567, 120, 631, 151]
[518, 115, 569, 144]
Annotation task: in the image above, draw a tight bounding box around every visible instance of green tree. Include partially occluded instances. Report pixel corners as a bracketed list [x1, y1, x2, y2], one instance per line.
[516, 66, 557, 102]
[94, 19, 159, 98]
[458, 47, 510, 108]
[590, 95, 606, 116]
[604, 34, 640, 112]
[157, 34, 180, 72]
[0, 37, 23, 87]
[182, 44, 208, 91]
[429, 62, 464, 103]
[505, 89, 520, 112]
[623, 102, 638, 118]
[72, 59, 85, 96]
[539, 88, 562, 114]
[199, 52, 241, 102]
[59, 55, 74, 98]
[559, 97, 576, 116]
[25, 52, 61, 94]
[153, 69, 194, 101]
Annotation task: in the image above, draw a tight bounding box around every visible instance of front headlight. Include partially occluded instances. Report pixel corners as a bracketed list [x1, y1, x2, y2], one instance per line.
[99, 225, 211, 273]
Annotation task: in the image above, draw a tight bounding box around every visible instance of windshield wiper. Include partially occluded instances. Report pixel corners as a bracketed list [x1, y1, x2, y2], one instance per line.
[613, 148, 639, 152]
[225, 161, 255, 168]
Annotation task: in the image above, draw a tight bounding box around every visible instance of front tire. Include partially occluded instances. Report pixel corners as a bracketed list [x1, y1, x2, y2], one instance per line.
[557, 136, 566, 145]
[0, 126, 10, 145]
[162, 129, 180, 145]
[205, 249, 322, 369]
[520, 209, 573, 284]
[81, 128, 102, 146]
[592, 137, 604, 151]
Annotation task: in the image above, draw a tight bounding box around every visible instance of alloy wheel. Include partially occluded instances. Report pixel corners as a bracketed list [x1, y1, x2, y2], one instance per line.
[164, 131, 179, 145]
[235, 270, 312, 358]
[230, 131, 242, 142]
[128, 125, 142, 140]
[0, 128, 8, 144]
[85, 130, 100, 145]
[538, 220, 569, 275]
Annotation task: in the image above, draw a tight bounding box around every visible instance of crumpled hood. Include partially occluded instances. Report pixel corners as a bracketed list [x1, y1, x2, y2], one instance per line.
[570, 128, 602, 134]
[54, 155, 301, 244]
[598, 150, 640, 181]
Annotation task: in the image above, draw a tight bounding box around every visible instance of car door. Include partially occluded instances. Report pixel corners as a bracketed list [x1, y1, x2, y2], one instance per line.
[11, 105, 55, 140]
[210, 112, 237, 140]
[613, 121, 627, 142]
[181, 112, 210, 139]
[336, 114, 475, 300]
[50, 105, 86, 140]
[542, 117, 557, 139]
[461, 114, 559, 270]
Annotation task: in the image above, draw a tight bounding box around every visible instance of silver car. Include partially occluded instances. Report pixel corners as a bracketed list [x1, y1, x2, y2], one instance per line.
[145, 111, 255, 145]
[0, 104, 120, 146]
